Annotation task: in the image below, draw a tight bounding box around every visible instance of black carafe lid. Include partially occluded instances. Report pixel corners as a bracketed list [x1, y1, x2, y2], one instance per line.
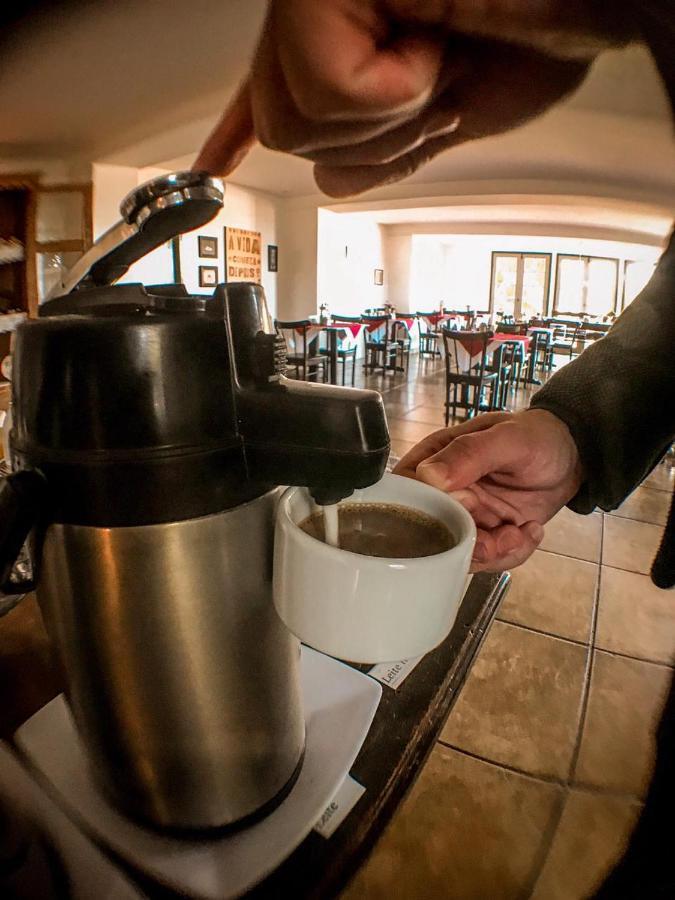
[11, 282, 390, 527]
[11, 284, 257, 525]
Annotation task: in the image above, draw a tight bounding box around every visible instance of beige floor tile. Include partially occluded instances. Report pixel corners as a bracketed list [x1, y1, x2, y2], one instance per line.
[402, 405, 446, 427]
[539, 507, 602, 563]
[498, 550, 597, 643]
[609, 486, 671, 526]
[602, 516, 664, 576]
[642, 462, 675, 493]
[531, 788, 642, 900]
[386, 417, 438, 445]
[341, 744, 562, 900]
[596, 566, 675, 665]
[389, 439, 416, 461]
[440, 621, 587, 779]
[383, 401, 420, 418]
[574, 651, 672, 797]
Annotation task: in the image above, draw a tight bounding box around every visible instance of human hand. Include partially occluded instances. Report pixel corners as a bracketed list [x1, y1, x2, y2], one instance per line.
[194, 0, 631, 196]
[393, 410, 583, 572]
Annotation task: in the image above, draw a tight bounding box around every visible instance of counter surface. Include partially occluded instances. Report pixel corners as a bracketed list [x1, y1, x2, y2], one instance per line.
[0, 572, 508, 899]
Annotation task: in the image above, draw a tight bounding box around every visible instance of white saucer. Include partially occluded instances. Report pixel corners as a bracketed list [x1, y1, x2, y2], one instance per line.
[0, 743, 143, 899]
[15, 646, 381, 900]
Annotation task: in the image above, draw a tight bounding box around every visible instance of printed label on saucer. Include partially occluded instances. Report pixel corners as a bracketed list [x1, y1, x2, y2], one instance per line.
[367, 575, 473, 691]
[368, 656, 423, 689]
[313, 775, 365, 839]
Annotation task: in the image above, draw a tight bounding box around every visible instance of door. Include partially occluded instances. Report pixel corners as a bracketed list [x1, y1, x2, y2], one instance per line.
[490, 252, 551, 321]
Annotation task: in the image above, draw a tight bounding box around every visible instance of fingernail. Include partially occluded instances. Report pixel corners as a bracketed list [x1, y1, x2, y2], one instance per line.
[417, 461, 451, 490]
[473, 541, 487, 562]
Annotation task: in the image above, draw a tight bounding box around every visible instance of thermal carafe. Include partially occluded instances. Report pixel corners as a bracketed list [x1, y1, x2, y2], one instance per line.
[0, 173, 390, 830]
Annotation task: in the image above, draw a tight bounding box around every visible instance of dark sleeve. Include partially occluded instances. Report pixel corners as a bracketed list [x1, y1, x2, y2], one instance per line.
[530, 232, 675, 514]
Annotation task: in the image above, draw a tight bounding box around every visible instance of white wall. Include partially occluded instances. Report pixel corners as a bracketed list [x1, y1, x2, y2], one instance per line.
[383, 234, 412, 313]
[316, 210, 386, 317]
[92, 165, 280, 314]
[276, 200, 318, 321]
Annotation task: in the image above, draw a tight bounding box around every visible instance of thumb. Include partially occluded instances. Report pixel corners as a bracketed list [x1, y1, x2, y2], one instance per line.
[416, 422, 526, 492]
[193, 80, 256, 176]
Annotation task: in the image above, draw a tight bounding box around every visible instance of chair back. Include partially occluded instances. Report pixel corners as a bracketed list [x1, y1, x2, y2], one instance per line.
[389, 319, 412, 343]
[551, 320, 579, 343]
[275, 319, 318, 359]
[498, 338, 526, 363]
[362, 314, 390, 342]
[442, 329, 492, 377]
[330, 313, 361, 323]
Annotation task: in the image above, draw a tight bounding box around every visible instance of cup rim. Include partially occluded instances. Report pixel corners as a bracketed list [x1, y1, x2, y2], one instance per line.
[278, 473, 476, 567]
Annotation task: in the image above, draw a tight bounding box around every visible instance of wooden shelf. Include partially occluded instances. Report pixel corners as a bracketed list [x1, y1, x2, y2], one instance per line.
[0, 175, 37, 316]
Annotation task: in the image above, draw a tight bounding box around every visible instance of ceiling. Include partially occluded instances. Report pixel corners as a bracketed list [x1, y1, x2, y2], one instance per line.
[1, 4, 673, 207]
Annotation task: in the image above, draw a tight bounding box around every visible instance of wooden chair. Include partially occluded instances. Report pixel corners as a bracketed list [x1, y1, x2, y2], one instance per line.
[275, 319, 328, 382]
[416, 311, 442, 357]
[441, 330, 498, 424]
[389, 319, 412, 373]
[362, 315, 397, 374]
[527, 327, 553, 378]
[547, 320, 581, 367]
[486, 341, 518, 409]
[325, 314, 361, 385]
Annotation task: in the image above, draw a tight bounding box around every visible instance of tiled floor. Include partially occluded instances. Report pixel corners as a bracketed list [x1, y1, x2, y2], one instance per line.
[340, 353, 675, 900]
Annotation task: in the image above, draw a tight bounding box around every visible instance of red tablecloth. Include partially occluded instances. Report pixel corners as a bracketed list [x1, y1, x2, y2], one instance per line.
[494, 333, 531, 349]
[448, 332, 531, 371]
[327, 323, 363, 339]
[453, 334, 489, 358]
[421, 313, 450, 328]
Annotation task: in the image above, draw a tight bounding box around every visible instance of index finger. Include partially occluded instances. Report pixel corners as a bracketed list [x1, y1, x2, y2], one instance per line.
[193, 80, 256, 176]
[392, 412, 512, 479]
[393, 426, 453, 479]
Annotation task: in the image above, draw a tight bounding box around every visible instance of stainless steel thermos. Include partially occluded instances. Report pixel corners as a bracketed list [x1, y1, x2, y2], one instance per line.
[0, 173, 389, 829]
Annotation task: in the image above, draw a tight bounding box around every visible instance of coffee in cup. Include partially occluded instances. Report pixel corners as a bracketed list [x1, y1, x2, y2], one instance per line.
[299, 502, 454, 558]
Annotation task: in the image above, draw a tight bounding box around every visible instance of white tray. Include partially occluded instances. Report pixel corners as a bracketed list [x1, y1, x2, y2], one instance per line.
[15, 646, 381, 900]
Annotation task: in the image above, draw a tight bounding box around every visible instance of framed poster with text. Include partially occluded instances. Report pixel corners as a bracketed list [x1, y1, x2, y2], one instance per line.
[224, 227, 262, 283]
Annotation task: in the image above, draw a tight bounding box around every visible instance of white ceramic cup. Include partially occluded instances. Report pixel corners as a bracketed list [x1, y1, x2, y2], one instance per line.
[273, 472, 476, 663]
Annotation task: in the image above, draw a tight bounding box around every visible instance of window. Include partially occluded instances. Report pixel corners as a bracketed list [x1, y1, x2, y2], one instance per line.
[489, 252, 551, 320]
[622, 260, 656, 310]
[554, 255, 619, 317]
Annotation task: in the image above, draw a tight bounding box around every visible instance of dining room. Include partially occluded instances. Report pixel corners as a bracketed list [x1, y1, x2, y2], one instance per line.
[2, 1, 675, 896]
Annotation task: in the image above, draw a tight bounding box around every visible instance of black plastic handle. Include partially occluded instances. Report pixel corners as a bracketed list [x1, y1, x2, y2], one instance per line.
[0, 470, 47, 593]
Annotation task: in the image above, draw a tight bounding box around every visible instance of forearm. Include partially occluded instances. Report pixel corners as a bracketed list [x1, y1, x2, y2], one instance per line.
[530, 232, 675, 513]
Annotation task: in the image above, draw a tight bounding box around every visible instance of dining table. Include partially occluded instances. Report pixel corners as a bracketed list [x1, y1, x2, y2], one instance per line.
[418, 312, 450, 330]
[302, 321, 365, 384]
[450, 331, 531, 373]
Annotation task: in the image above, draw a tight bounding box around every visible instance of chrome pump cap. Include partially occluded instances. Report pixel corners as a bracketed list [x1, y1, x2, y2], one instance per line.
[47, 171, 224, 299]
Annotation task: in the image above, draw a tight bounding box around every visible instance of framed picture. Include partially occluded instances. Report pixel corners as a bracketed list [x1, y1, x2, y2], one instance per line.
[199, 265, 218, 288]
[374, 268, 384, 286]
[267, 244, 278, 272]
[198, 235, 218, 258]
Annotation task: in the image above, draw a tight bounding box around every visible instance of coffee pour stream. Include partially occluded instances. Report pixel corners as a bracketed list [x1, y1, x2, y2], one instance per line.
[0, 171, 390, 830]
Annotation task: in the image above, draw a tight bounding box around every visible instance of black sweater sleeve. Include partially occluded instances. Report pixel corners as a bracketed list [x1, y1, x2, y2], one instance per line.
[530, 232, 675, 514]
